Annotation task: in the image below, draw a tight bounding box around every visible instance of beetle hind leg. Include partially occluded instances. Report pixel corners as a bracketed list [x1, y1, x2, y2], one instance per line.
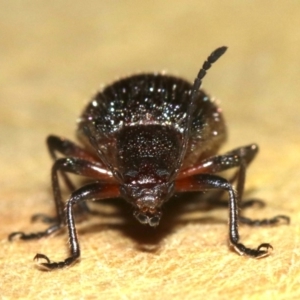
[206, 196, 265, 209]
[239, 215, 290, 226]
[8, 223, 63, 241]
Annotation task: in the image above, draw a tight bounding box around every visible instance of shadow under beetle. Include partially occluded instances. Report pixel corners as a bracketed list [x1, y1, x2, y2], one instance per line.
[9, 46, 289, 270]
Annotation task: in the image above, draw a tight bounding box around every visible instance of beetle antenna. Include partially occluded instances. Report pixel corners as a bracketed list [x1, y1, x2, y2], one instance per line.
[191, 46, 227, 101]
[178, 46, 228, 169]
[187, 46, 227, 126]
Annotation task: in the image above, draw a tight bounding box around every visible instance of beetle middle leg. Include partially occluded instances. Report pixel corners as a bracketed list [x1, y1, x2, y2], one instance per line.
[180, 144, 258, 197]
[32, 135, 111, 224]
[176, 174, 273, 258]
[179, 144, 289, 226]
[47, 135, 101, 189]
[9, 157, 114, 241]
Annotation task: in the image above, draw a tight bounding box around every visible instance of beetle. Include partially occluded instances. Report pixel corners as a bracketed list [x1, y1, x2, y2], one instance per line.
[9, 46, 289, 270]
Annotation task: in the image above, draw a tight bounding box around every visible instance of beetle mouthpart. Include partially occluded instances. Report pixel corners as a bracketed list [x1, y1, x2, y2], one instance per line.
[133, 210, 162, 227]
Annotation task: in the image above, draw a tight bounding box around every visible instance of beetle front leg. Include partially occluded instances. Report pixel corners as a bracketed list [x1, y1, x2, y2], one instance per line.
[176, 174, 273, 258]
[34, 182, 119, 270]
[9, 157, 114, 241]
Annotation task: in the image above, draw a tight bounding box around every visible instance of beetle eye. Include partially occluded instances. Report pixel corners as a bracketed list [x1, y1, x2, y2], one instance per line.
[149, 215, 161, 227]
[133, 211, 148, 225]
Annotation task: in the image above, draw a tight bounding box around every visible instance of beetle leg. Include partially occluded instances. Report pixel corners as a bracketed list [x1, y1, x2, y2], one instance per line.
[47, 135, 106, 190]
[179, 144, 258, 197]
[239, 215, 290, 226]
[32, 136, 112, 224]
[209, 198, 265, 209]
[180, 144, 258, 209]
[47, 135, 99, 160]
[179, 144, 289, 226]
[34, 182, 119, 270]
[175, 174, 273, 258]
[48, 135, 109, 208]
[9, 157, 116, 241]
[8, 224, 62, 241]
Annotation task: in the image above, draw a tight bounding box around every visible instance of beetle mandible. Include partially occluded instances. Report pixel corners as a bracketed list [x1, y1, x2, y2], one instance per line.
[9, 46, 289, 270]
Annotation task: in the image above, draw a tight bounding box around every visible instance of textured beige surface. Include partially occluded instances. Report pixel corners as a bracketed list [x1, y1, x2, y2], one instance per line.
[1, 1, 300, 299]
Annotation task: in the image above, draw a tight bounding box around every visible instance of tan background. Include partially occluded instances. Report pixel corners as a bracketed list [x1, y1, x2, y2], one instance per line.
[1, 1, 300, 299]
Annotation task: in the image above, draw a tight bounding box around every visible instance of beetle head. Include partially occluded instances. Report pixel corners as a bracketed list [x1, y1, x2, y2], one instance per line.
[119, 160, 175, 227]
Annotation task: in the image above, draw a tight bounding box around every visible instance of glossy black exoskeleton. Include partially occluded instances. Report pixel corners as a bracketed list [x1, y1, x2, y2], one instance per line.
[9, 47, 289, 270]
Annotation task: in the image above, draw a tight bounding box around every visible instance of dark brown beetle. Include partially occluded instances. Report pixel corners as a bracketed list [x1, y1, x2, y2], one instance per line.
[10, 47, 289, 269]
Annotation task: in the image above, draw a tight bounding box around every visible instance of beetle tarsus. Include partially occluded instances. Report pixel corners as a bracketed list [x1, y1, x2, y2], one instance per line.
[34, 253, 78, 270]
[8, 223, 63, 241]
[239, 215, 290, 226]
[233, 242, 273, 258]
